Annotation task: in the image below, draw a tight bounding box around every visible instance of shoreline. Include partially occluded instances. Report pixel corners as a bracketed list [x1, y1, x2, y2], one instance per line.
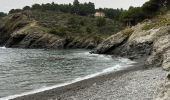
[1, 58, 166, 100]
[7, 60, 148, 100]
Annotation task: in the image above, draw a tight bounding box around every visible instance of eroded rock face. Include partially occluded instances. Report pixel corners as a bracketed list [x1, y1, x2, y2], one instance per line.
[93, 24, 170, 70]
[92, 31, 130, 54]
[146, 26, 170, 70]
[93, 23, 154, 58]
[1, 25, 98, 49]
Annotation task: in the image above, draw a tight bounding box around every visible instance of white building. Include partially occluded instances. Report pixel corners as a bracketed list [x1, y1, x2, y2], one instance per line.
[94, 12, 105, 17]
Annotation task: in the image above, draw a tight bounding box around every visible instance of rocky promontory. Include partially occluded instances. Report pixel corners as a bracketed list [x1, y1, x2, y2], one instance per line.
[93, 20, 170, 70]
[0, 11, 120, 49]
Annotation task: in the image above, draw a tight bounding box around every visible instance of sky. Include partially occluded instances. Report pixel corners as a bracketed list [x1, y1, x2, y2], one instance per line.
[0, 0, 149, 13]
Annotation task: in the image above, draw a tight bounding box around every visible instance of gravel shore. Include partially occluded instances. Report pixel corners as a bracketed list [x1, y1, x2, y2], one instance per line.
[11, 61, 167, 100]
[53, 67, 166, 100]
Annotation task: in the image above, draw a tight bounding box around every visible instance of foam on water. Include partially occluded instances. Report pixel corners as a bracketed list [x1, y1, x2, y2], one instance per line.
[1, 58, 135, 100]
[74, 52, 112, 60]
[120, 57, 136, 64]
[0, 46, 6, 49]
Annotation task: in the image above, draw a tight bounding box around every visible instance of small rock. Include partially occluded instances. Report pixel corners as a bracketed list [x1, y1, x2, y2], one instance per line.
[167, 73, 170, 80]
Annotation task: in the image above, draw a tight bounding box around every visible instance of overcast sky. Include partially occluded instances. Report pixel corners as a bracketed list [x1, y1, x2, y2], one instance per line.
[0, 0, 149, 13]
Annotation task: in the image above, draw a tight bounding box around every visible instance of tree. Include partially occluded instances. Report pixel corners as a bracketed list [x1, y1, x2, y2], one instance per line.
[0, 12, 7, 17]
[23, 6, 31, 10]
[120, 7, 145, 26]
[119, 0, 170, 26]
[9, 9, 22, 14]
[73, 0, 79, 6]
[87, 2, 95, 15]
[32, 4, 42, 10]
[142, 0, 160, 16]
[11, 0, 96, 16]
[73, 0, 80, 14]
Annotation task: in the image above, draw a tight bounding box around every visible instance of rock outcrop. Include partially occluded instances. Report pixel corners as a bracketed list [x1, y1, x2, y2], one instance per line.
[93, 23, 170, 70]
[92, 31, 130, 54]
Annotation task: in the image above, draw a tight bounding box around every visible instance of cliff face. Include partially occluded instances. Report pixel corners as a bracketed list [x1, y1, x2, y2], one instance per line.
[93, 12, 170, 70]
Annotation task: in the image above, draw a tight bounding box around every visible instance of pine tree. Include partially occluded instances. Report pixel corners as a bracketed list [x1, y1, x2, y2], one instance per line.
[73, 0, 79, 6]
[73, 0, 80, 14]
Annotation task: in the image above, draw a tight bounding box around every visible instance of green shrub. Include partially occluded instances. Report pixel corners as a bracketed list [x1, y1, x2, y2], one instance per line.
[0, 12, 7, 18]
[142, 24, 155, 30]
[49, 28, 57, 34]
[96, 18, 106, 27]
[49, 27, 68, 37]
[86, 27, 92, 34]
[80, 19, 85, 26]
[122, 28, 134, 35]
[92, 35, 103, 43]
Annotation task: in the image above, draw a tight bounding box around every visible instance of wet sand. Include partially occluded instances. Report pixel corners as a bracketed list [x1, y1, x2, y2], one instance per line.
[11, 61, 167, 100]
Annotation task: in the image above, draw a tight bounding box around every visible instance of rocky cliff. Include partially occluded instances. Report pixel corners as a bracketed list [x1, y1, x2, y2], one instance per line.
[93, 23, 170, 70]
[93, 13, 170, 70]
[0, 11, 118, 49]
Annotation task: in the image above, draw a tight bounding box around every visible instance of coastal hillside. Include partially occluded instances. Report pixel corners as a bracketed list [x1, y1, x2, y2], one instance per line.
[0, 10, 122, 49]
[0, 0, 126, 49]
[0, 0, 169, 49]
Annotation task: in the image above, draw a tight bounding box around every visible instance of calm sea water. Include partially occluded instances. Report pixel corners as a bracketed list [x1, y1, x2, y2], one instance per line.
[0, 47, 134, 98]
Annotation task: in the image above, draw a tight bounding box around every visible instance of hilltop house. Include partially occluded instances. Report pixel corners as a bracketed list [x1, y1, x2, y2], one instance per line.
[94, 12, 105, 17]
